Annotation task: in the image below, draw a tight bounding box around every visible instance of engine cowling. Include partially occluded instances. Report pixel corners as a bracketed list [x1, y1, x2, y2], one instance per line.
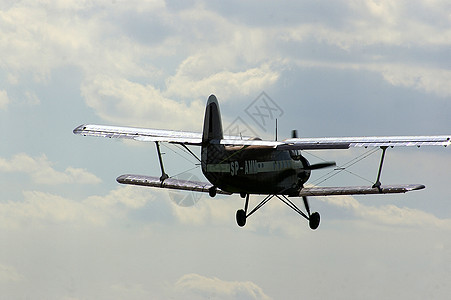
[297, 154, 311, 184]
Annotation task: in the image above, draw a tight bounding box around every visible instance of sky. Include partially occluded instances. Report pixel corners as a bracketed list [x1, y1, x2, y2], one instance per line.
[1, 0, 451, 299]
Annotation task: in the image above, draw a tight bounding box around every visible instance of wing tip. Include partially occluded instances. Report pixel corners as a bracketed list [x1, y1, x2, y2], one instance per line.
[73, 124, 87, 135]
[411, 184, 426, 191]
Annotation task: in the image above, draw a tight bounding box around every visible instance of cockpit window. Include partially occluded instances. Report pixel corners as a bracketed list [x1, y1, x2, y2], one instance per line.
[289, 150, 301, 160]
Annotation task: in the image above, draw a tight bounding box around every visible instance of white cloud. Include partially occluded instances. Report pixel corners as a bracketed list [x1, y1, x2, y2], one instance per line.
[166, 61, 280, 101]
[0, 153, 101, 185]
[378, 64, 451, 98]
[0, 186, 155, 229]
[318, 193, 451, 229]
[0, 264, 24, 283]
[292, 59, 451, 98]
[2, 0, 449, 130]
[0, 90, 10, 109]
[81, 76, 205, 130]
[283, 0, 451, 48]
[0, 191, 104, 229]
[1, 1, 283, 129]
[174, 273, 271, 300]
[24, 91, 40, 106]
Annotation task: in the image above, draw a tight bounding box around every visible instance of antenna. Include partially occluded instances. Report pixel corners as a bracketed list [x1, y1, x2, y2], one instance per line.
[275, 118, 278, 141]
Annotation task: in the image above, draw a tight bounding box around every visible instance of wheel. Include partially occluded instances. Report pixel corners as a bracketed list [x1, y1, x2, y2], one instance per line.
[309, 212, 320, 230]
[236, 209, 246, 227]
[208, 186, 217, 198]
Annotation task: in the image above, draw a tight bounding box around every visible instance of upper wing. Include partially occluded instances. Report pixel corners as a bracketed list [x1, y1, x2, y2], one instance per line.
[218, 135, 450, 149]
[73, 124, 204, 145]
[279, 136, 451, 150]
[298, 184, 425, 197]
[74, 124, 450, 149]
[73, 124, 258, 146]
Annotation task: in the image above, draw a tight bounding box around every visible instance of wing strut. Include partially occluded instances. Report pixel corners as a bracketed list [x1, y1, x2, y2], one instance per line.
[372, 146, 388, 191]
[155, 142, 169, 182]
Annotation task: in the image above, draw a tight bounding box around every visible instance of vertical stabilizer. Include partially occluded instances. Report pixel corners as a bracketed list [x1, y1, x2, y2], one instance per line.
[202, 95, 223, 143]
[201, 95, 225, 184]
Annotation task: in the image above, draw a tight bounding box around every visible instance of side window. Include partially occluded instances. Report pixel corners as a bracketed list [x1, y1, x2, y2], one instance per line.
[289, 150, 301, 160]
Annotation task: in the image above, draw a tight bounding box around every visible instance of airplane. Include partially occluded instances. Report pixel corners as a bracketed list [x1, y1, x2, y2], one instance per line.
[74, 95, 450, 230]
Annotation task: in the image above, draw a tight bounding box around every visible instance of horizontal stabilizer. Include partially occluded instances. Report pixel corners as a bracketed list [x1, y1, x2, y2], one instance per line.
[298, 184, 425, 197]
[116, 174, 231, 195]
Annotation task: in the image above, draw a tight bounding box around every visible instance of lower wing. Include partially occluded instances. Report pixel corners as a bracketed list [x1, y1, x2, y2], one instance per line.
[298, 184, 425, 197]
[117, 174, 423, 197]
[116, 174, 231, 195]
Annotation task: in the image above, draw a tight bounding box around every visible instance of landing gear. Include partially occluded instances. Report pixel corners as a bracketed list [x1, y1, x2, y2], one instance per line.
[236, 209, 246, 227]
[236, 194, 250, 227]
[235, 193, 321, 230]
[208, 186, 217, 198]
[302, 196, 320, 230]
[309, 212, 321, 230]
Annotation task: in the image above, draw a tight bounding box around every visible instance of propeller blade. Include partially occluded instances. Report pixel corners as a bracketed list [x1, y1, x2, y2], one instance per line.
[306, 161, 336, 170]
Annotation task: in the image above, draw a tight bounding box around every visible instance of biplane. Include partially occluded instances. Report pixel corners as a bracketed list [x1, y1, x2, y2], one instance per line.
[74, 95, 450, 230]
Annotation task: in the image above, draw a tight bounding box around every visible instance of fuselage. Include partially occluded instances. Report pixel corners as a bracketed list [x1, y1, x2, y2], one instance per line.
[202, 145, 311, 195]
[200, 94, 311, 196]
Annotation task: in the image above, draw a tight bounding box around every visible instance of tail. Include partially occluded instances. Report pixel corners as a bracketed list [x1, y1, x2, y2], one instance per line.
[201, 95, 226, 181]
[202, 95, 223, 143]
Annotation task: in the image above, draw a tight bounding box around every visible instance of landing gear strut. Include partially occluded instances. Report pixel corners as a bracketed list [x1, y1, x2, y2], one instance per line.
[236, 194, 250, 227]
[236, 193, 320, 230]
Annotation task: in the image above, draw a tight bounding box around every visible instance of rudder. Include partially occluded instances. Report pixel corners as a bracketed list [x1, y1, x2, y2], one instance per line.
[202, 95, 223, 143]
[201, 95, 226, 184]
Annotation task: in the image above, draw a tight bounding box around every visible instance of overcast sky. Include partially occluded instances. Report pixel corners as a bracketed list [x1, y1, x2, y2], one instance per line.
[1, 0, 451, 299]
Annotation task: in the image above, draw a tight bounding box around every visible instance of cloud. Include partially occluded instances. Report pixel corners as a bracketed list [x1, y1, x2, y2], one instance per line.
[1, 1, 283, 129]
[24, 91, 40, 106]
[281, 0, 451, 48]
[0, 190, 105, 229]
[2, 0, 449, 132]
[166, 61, 280, 101]
[0, 90, 10, 109]
[318, 193, 451, 229]
[80, 76, 205, 130]
[0, 185, 155, 229]
[0, 153, 101, 185]
[174, 273, 271, 300]
[0, 264, 24, 283]
[378, 64, 451, 98]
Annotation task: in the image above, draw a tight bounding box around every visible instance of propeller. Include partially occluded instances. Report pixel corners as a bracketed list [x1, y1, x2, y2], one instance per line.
[305, 161, 336, 170]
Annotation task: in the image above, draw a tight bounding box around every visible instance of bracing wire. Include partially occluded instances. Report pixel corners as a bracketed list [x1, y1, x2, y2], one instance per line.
[161, 143, 199, 165]
[307, 147, 380, 186]
[159, 143, 201, 178]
